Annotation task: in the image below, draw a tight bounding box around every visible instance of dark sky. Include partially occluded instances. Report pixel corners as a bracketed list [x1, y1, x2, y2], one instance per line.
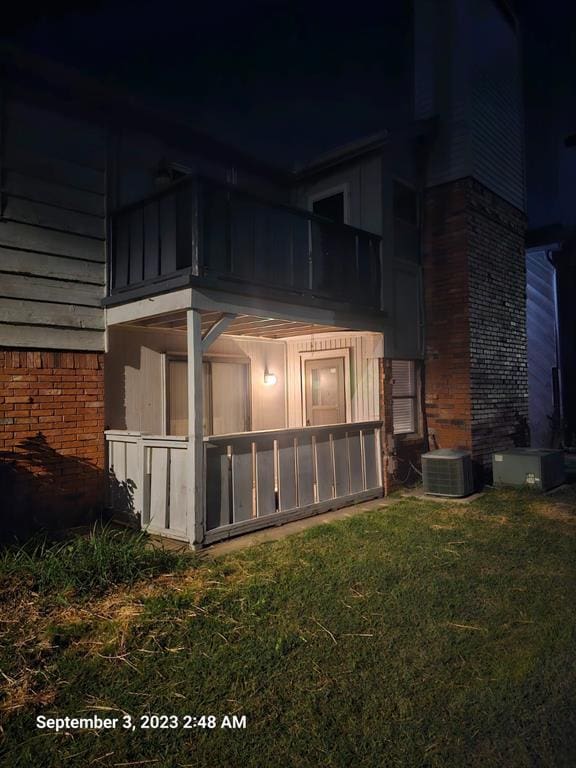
[2, 0, 576, 229]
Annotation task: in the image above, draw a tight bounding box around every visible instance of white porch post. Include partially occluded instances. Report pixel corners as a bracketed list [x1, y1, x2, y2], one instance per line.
[186, 308, 204, 546]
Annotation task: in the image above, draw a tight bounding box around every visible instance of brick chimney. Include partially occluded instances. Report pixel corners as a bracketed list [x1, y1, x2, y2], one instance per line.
[414, 0, 528, 474]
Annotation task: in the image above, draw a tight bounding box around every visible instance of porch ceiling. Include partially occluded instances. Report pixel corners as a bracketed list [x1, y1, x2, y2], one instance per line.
[128, 310, 353, 339]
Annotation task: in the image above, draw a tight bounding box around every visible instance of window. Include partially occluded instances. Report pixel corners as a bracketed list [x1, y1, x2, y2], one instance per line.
[312, 192, 345, 224]
[393, 181, 418, 227]
[166, 357, 250, 436]
[203, 359, 250, 435]
[393, 180, 420, 263]
[392, 360, 418, 434]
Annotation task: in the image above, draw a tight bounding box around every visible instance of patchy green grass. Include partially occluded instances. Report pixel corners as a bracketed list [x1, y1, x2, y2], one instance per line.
[0, 525, 190, 597]
[1, 488, 575, 767]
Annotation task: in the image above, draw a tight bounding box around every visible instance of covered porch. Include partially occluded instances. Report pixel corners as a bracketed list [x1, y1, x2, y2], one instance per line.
[104, 289, 387, 547]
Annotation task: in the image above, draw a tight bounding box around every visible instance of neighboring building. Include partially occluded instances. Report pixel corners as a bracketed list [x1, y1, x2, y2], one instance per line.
[526, 226, 576, 450]
[0, 0, 528, 544]
[524, 132, 576, 450]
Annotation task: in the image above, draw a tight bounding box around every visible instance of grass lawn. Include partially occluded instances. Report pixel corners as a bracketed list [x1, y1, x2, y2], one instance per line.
[1, 487, 575, 768]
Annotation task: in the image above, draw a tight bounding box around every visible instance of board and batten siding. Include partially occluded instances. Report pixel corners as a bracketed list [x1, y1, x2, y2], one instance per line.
[0, 96, 107, 351]
[285, 333, 384, 428]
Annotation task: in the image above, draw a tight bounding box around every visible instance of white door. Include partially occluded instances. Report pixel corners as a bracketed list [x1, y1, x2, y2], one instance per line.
[304, 357, 346, 426]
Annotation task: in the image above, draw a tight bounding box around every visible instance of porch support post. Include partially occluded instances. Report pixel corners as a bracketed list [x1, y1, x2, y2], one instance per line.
[378, 358, 396, 495]
[187, 308, 205, 547]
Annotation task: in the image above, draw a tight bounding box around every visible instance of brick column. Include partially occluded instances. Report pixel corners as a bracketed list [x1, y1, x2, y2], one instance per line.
[378, 358, 396, 495]
[0, 350, 105, 538]
[422, 178, 528, 475]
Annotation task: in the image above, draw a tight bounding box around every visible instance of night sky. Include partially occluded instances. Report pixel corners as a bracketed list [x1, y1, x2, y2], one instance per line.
[2, 0, 575, 229]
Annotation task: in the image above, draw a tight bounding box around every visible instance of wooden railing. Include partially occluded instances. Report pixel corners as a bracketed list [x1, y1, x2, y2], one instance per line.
[106, 422, 383, 545]
[204, 422, 383, 540]
[109, 176, 384, 312]
[106, 432, 189, 541]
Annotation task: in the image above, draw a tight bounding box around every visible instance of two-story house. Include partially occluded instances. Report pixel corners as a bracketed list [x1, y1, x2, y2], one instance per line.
[0, 0, 528, 546]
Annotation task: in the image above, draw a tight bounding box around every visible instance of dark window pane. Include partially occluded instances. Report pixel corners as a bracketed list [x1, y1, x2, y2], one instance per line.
[393, 181, 418, 226]
[313, 192, 345, 223]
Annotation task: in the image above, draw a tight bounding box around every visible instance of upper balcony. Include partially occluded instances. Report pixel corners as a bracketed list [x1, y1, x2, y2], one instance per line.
[106, 175, 384, 316]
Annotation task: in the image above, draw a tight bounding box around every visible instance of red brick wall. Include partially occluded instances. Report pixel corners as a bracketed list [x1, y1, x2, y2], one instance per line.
[422, 179, 473, 452]
[378, 358, 428, 491]
[0, 350, 105, 537]
[422, 178, 528, 474]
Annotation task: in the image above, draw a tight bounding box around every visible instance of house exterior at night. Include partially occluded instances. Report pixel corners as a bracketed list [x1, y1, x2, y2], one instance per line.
[0, 0, 528, 545]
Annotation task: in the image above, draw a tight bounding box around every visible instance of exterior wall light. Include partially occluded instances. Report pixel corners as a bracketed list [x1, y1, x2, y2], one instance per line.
[263, 371, 277, 386]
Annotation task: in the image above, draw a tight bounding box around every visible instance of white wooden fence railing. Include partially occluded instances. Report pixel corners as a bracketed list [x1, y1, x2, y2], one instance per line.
[106, 432, 189, 541]
[106, 421, 383, 546]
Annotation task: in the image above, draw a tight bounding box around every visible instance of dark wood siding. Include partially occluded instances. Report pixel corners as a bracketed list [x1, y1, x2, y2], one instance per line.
[0, 96, 106, 350]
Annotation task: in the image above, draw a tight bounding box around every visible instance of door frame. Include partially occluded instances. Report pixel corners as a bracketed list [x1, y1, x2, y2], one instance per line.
[300, 348, 352, 426]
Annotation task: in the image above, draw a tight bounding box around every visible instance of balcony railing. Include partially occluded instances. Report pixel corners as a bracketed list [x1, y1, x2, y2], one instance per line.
[108, 176, 384, 312]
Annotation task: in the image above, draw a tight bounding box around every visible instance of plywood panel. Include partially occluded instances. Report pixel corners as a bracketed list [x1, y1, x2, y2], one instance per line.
[348, 430, 364, 493]
[333, 432, 350, 497]
[256, 439, 276, 516]
[149, 447, 168, 531]
[205, 445, 231, 530]
[363, 429, 379, 489]
[232, 442, 254, 522]
[296, 435, 314, 506]
[315, 432, 334, 501]
[277, 436, 297, 511]
[168, 448, 188, 535]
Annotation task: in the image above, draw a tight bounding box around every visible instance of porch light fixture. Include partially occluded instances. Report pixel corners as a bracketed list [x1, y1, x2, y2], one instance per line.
[263, 371, 277, 386]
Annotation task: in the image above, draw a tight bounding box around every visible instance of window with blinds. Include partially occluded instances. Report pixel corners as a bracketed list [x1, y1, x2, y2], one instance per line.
[391, 360, 418, 434]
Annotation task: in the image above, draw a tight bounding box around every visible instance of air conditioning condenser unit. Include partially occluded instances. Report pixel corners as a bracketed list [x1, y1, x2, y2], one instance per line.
[422, 449, 474, 497]
[492, 448, 565, 491]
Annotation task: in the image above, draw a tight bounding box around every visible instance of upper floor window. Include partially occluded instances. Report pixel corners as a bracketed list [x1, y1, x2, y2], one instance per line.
[312, 190, 346, 224]
[393, 181, 418, 227]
